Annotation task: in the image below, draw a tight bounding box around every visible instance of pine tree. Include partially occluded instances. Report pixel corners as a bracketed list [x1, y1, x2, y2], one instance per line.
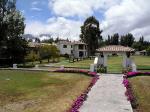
[80, 16, 102, 56]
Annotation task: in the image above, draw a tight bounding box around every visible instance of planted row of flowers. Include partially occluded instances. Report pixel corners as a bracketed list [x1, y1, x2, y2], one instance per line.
[122, 71, 150, 109]
[54, 69, 99, 112]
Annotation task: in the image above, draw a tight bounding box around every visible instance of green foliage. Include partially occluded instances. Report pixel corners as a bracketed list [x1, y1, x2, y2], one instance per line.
[50, 45, 60, 62]
[132, 37, 150, 51]
[110, 33, 119, 45]
[122, 67, 132, 73]
[80, 16, 102, 55]
[39, 44, 52, 62]
[146, 46, 150, 55]
[97, 66, 107, 73]
[120, 33, 135, 47]
[0, 0, 28, 64]
[26, 51, 39, 65]
[132, 42, 141, 51]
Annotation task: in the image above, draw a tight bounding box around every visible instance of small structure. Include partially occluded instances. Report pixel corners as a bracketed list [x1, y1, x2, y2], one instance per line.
[139, 50, 147, 55]
[96, 45, 135, 72]
[13, 64, 17, 68]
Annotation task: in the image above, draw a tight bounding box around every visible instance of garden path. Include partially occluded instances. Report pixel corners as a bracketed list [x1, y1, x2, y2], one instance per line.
[79, 74, 133, 112]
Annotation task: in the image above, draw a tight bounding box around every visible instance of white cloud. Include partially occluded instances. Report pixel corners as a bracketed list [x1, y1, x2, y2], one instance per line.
[25, 17, 82, 40]
[25, 0, 150, 41]
[31, 1, 39, 6]
[31, 1, 43, 11]
[101, 0, 150, 40]
[48, 0, 121, 18]
[31, 7, 42, 11]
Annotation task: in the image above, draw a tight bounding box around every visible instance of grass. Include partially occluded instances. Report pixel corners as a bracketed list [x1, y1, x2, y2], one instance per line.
[54, 58, 93, 69]
[18, 55, 150, 73]
[0, 70, 92, 112]
[132, 56, 150, 70]
[107, 56, 122, 73]
[107, 55, 150, 73]
[129, 76, 150, 112]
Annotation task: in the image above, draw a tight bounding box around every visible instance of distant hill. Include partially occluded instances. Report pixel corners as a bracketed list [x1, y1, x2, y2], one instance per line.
[23, 34, 52, 40]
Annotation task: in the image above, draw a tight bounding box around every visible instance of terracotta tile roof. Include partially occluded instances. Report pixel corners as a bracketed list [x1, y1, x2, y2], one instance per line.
[97, 45, 135, 52]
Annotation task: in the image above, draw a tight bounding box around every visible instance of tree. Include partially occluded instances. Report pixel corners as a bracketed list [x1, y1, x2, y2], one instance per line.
[110, 33, 119, 45]
[146, 46, 150, 56]
[80, 16, 102, 56]
[42, 37, 54, 43]
[120, 33, 134, 47]
[26, 51, 39, 65]
[132, 42, 141, 51]
[35, 38, 40, 43]
[50, 45, 60, 62]
[0, 0, 27, 65]
[39, 44, 52, 63]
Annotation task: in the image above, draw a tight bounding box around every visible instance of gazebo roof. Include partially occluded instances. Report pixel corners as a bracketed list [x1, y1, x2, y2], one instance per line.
[97, 45, 135, 52]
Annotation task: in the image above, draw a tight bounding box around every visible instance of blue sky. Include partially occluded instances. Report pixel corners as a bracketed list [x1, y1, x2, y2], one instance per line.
[16, 0, 150, 40]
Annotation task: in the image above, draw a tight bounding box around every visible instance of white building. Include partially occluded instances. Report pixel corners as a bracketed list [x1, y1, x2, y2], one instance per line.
[57, 40, 73, 55]
[57, 40, 88, 58]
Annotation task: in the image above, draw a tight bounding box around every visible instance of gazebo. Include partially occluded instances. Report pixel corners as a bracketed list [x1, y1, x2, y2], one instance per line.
[95, 45, 135, 71]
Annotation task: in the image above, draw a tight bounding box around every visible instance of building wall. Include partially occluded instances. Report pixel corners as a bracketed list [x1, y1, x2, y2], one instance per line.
[57, 43, 73, 55]
[73, 44, 87, 58]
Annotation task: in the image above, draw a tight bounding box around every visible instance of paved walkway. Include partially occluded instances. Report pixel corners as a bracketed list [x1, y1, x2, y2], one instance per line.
[79, 74, 133, 112]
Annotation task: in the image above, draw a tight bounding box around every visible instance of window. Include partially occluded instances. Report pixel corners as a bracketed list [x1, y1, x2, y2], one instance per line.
[63, 45, 67, 48]
[71, 45, 73, 48]
[78, 44, 84, 49]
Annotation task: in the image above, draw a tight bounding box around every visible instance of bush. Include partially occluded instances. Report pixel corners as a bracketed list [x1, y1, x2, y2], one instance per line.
[97, 66, 107, 73]
[122, 67, 132, 73]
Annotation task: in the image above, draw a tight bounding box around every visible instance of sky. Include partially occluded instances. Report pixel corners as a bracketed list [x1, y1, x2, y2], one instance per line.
[16, 0, 150, 41]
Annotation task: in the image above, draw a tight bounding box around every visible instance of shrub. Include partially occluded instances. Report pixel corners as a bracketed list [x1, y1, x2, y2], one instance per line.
[97, 66, 107, 73]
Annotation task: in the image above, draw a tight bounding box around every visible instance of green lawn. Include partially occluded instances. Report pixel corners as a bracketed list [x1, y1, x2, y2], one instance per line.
[54, 58, 93, 69]
[107, 56, 123, 73]
[107, 55, 150, 73]
[129, 76, 150, 112]
[132, 56, 150, 70]
[0, 70, 92, 112]
[18, 55, 150, 73]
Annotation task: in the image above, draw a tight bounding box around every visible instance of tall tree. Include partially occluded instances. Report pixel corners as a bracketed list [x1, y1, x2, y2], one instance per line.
[0, 0, 28, 64]
[110, 33, 119, 45]
[80, 16, 102, 55]
[120, 33, 134, 47]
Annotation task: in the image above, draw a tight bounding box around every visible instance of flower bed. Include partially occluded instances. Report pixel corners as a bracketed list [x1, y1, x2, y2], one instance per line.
[123, 71, 150, 109]
[54, 68, 99, 112]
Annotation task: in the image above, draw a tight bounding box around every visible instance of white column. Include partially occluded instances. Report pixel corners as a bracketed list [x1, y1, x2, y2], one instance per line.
[103, 53, 107, 67]
[122, 53, 127, 68]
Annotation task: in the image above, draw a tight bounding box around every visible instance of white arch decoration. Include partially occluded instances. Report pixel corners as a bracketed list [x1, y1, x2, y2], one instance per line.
[93, 45, 136, 72]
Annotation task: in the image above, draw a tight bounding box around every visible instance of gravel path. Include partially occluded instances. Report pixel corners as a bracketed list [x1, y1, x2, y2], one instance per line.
[79, 74, 133, 112]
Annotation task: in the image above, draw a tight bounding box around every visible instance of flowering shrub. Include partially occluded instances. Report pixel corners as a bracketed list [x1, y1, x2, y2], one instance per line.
[122, 72, 149, 109]
[54, 68, 99, 112]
